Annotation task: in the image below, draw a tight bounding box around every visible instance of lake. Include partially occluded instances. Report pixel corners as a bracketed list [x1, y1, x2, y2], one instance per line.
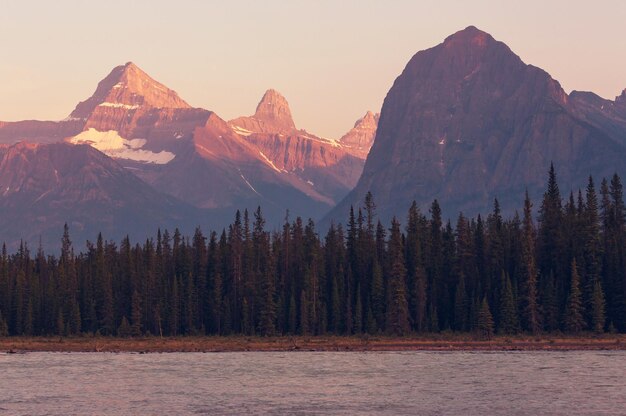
[1, 351, 624, 415]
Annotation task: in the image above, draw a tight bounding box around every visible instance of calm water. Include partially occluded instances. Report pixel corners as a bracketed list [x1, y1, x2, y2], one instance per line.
[0, 351, 624, 415]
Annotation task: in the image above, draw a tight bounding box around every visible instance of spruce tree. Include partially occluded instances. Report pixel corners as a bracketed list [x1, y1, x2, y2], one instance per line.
[354, 284, 363, 334]
[521, 191, 542, 333]
[386, 217, 410, 335]
[583, 176, 602, 325]
[131, 290, 142, 336]
[0, 310, 8, 336]
[454, 274, 468, 332]
[498, 271, 519, 334]
[564, 259, 584, 332]
[117, 316, 132, 338]
[476, 297, 494, 339]
[591, 279, 606, 334]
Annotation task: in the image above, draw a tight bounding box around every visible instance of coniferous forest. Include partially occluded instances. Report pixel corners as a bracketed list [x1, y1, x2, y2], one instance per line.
[0, 166, 624, 338]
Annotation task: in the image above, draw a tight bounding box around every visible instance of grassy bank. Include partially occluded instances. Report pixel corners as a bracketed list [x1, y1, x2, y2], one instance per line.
[1, 334, 625, 353]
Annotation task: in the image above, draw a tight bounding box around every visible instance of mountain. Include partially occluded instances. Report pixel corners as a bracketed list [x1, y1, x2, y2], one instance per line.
[149, 112, 333, 224]
[328, 26, 626, 223]
[66, 62, 211, 163]
[338, 111, 379, 158]
[1, 63, 363, 235]
[58, 65, 337, 223]
[0, 142, 202, 249]
[229, 90, 369, 204]
[230, 89, 296, 134]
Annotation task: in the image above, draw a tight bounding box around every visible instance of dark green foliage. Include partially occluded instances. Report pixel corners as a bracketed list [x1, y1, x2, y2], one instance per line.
[0, 171, 624, 337]
[117, 316, 132, 338]
[521, 191, 542, 334]
[385, 218, 410, 335]
[476, 297, 494, 339]
[591, 279, 606, 334]
[564, 259, 585, 333]
[498, 271, 518, 334]
[0, 310, 8, 336]
[453, 274, 468, 332]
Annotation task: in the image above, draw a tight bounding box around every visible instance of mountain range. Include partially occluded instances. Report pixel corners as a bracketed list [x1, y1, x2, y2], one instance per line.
[1, 26, 625, 248]
[0, 62, 377, 247]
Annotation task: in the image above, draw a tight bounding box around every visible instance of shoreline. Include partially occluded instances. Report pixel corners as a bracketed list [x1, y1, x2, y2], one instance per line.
[1, 335, 625, 353]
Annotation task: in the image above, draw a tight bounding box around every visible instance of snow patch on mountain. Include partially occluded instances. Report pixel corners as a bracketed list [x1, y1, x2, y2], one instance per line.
[258, 151, 281, 173]
[70, 128, 175, 164]
[232, 125, 253, 137]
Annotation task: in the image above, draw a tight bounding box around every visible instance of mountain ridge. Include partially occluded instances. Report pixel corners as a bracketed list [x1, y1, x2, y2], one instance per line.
[326, 25, 626, 223]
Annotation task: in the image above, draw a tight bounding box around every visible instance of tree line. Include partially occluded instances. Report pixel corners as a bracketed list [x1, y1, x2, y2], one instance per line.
[0, 165, 624, 337]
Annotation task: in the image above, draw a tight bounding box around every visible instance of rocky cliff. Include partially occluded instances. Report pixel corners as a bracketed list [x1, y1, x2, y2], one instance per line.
[329, 26, 626, 222]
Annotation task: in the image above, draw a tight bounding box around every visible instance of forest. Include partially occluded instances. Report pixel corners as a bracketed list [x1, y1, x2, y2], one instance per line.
[0, 165, 624, 338]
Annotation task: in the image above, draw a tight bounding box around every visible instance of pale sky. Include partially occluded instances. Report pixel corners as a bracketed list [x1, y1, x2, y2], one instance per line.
[1, 0, 625, 138]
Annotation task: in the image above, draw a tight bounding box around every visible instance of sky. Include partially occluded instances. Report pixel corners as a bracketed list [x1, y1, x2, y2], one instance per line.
[1, 0, 625, 138]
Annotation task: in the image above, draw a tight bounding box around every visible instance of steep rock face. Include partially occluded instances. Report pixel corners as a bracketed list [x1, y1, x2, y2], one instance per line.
[230, 89, 296, 134]
[0, 142, 200, 249]
[151, 112, 333, 224]
[570, 90, 626, 143]
[339, 111, 379, 158]
[229, 90, 366, 204]
[329, 26, 626, 223]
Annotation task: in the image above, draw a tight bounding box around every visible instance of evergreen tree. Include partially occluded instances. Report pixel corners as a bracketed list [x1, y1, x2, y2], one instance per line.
[591, 279, 606, 334]
[117, 316, 132, 337]
[0, 173, 623, 338]
[453, 274, 468, 331]
[476, 297, 494, 339]
[0, 310, 8, 337]
[386, 218, 410, 335]
[564, 259, 584, 332]
[131, 290, 142, 336]
[521, 191, 542, 333]
[498, 271, 519, 334]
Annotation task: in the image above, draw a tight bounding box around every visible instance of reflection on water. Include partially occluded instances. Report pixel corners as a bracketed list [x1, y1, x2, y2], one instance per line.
[0, 351, 624, 415]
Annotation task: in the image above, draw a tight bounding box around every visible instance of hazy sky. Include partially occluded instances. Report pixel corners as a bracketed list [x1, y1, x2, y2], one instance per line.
[1, 0, 625, 138]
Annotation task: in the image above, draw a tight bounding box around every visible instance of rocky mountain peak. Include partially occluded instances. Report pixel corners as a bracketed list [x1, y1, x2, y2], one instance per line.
[443, 25, 495, 48]
[229, 89, 296, 135]
[328, 26, 624, 224]
[617, 89, 626, 105]
[355, 111, 379, 129]
[338, 111, 379, 158]
[253, 89, 296, 131]
[69, 62, 191, 119]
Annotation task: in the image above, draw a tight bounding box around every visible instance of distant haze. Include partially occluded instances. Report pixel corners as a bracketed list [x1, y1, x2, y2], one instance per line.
[1, 0, 625, 138]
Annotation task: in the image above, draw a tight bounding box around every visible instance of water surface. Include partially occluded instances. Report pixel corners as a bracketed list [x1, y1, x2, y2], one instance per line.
[1, 351, 624, 415]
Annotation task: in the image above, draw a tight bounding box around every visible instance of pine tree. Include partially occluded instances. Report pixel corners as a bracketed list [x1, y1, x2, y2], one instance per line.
[0, 310, 8, 336]
[591, 279, 606, 334]
[476, 297, 494, 339]
[454, 274, 468, 332]
[299, 290, 309, 335]
[354, 284, 363, 334]
[117, 316, 132, 338]
[542, 271, 559, 332]
[56, 309, 65, 336]
[564, 259, 585, 332]
[131, 290, 142, 336]
[498, 271, 519, 334]
[521, 191, 542, 333]
[386, 218, 410, 335]
[583, 176, 603, 326]
[288, 291, 297, 335]
[330, 273, 341, 334]
[370, 261, 384, 331]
